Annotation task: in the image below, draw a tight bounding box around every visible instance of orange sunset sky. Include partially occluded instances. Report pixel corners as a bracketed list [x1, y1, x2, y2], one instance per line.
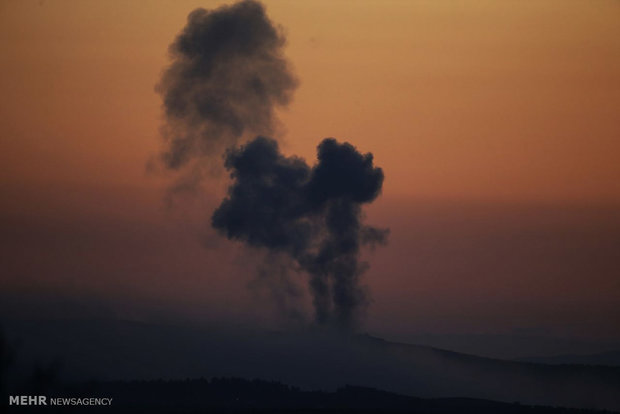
[1, 1, 619, 340]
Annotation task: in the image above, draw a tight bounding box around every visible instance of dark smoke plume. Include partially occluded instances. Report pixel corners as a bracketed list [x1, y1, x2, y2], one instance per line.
[212, 137, 388, 328]
[158, 0, 388, 329]
[157, 0, 297, 170]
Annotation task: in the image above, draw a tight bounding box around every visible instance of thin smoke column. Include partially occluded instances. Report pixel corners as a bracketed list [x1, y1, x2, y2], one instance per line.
[212, 137, 387, 328]
[157, 0, 388, 328]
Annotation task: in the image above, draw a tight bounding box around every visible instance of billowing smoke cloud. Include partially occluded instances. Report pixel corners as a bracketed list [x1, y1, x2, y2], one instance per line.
[212, 137, 388, 328]
[157, 0, 297, 170]
[157, 0, 387, 329]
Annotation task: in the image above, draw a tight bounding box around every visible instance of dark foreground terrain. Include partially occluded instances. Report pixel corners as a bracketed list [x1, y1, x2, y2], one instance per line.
[3, 319, 620, 412]
[3, 377, 618, 414]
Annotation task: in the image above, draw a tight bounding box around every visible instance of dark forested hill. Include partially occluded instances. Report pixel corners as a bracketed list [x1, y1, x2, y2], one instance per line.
[2, 319, 620, 412]
[4, 377, 618, 414]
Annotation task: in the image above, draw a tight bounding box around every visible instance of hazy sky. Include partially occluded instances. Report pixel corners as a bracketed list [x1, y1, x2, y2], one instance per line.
[1, 1, 619, 340]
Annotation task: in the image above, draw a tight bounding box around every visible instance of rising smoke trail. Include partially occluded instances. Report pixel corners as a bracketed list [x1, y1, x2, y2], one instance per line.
[157, 0, 388, 329]
[157, 0, 297, 170]
[212, 137, 388, 328]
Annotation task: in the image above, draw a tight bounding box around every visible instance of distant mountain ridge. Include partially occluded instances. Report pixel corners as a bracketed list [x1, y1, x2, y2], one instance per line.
[390, 333, 620, 360]
[2, 318, 620, 411]
[517, 350, 620, 367]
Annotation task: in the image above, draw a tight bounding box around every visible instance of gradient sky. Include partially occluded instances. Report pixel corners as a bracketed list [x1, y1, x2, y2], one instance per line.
[1, 1, 619, 340]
